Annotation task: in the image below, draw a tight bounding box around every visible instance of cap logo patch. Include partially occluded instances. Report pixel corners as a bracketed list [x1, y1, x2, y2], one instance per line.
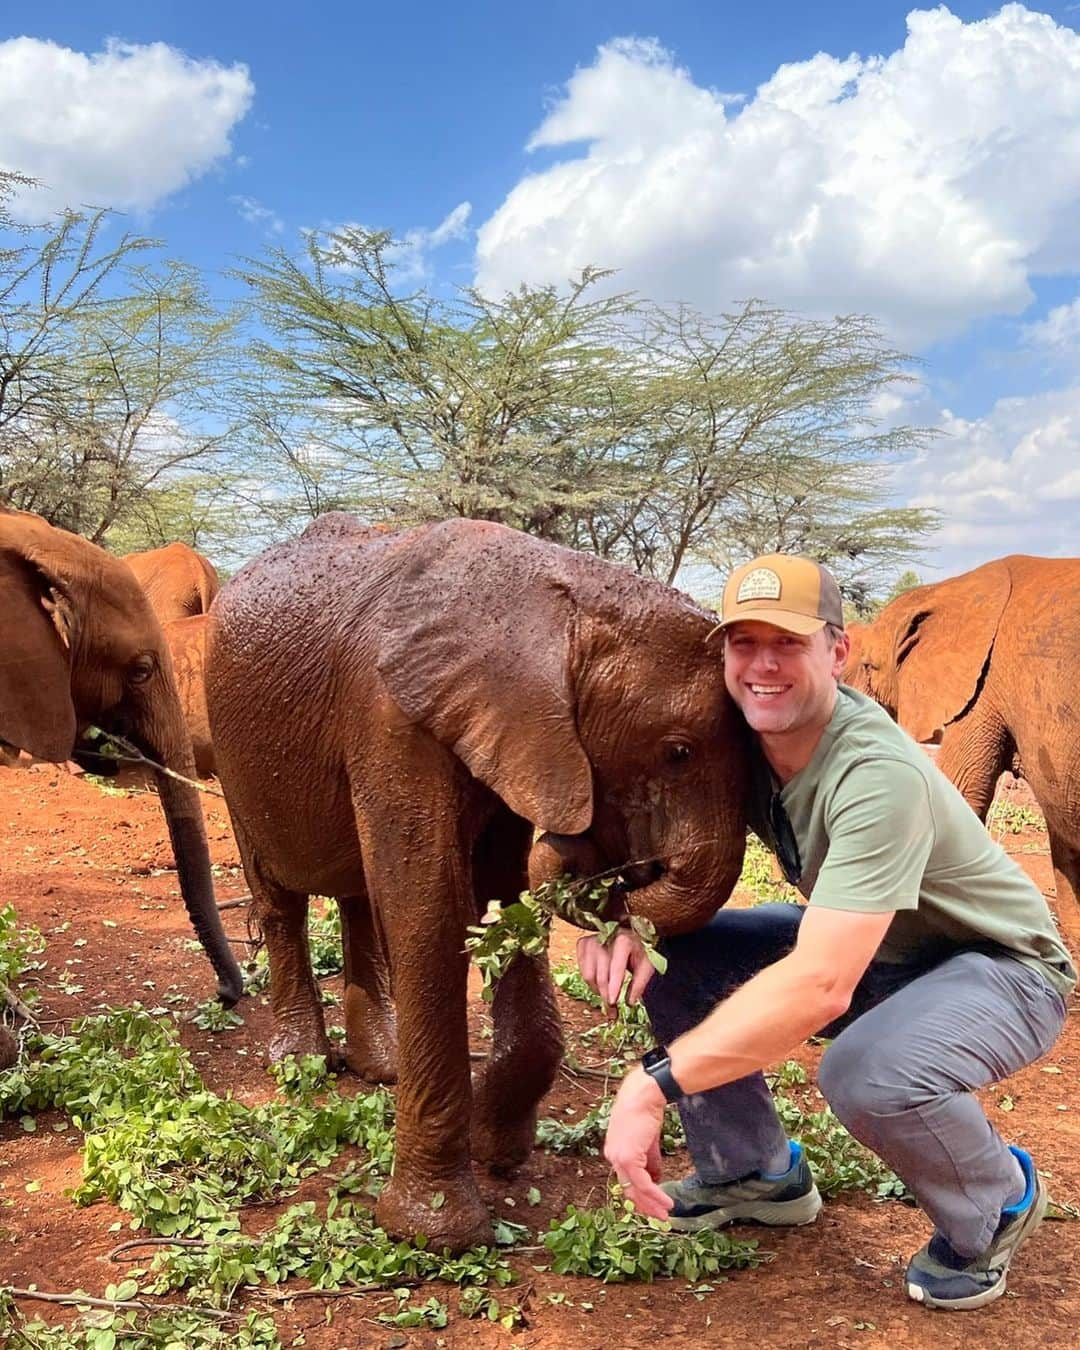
[736, 567, 782, 603]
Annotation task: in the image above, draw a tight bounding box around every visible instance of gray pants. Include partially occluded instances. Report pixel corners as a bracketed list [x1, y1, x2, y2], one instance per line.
[644, 903, 1067, 1256]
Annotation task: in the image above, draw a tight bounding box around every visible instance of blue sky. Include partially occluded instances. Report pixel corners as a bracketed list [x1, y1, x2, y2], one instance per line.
[4, 2, 1080, 577]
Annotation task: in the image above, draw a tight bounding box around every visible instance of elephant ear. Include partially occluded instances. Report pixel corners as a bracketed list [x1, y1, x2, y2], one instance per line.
[0, 543, 77, 760]
[893, 560, 1011, 743]
[376, 521, 593, 834]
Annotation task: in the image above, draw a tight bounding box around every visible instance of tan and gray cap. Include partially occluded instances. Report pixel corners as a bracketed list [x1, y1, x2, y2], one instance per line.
[718, 554, 844, 635]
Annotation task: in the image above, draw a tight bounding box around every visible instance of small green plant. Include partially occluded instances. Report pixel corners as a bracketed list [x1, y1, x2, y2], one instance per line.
[0, 903, 45, 1008]
[542, 1196, 768, 1282]
[986, 800, 1046, 836]
[459, 1285, 528, 1329]
[377, 1293, 449, 1328]
[466, 875, 666, 1002]
[736, 835, 800, 905]
[189, 999, 245, 1032]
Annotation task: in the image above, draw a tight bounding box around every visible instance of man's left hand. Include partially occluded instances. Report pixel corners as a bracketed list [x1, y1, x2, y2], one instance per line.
[603, 1068, 674, 1221]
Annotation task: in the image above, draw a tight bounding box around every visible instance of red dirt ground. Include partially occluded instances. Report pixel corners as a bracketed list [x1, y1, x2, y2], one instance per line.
[1, 764, 1078, 1349]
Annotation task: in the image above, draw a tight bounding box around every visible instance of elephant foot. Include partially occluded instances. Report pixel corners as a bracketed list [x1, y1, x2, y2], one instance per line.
[343, 1039, 399, 1085]
[471, 1108, 537, 1177]
[268, 1021, 332, 1065]
[471, 1070, 539, 1175]
[342, 987, 398, 1083]
[375, 1172, 491, 1252]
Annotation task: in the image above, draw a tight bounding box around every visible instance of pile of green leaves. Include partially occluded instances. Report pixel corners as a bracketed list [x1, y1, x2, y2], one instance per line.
[466, 874, 666, 1002]
[543, 1198, 768, 1283]
[0, 1289, 278, 1349]
[537, 1098, 685, 1158]
[987, 801, 1046, 836]
[0, 1010, 396, 1236]
[146, 1196, 515, 1307]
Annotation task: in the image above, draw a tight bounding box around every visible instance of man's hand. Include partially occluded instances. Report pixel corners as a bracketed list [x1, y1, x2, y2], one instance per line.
[576, 930, 656, 1011]
[603, 1068, 674, 1221]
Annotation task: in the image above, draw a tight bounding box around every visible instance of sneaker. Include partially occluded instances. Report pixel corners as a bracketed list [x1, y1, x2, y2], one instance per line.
[905, 1146, 1048, 1311]
[661, 1140, 822, 1232]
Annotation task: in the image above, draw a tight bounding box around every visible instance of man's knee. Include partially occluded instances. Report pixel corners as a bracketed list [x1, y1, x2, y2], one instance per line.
[818, 1035, 924, 1128]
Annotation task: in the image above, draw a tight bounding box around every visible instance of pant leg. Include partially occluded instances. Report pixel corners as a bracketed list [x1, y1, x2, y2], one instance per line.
[644, 902, 803, 1182]
[818, 950, 1066, 1256]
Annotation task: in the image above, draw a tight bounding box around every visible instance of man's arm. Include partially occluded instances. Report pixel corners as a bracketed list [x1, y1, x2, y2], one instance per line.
[666, 905, 895, 1093]
[603, 905, 895, 1218]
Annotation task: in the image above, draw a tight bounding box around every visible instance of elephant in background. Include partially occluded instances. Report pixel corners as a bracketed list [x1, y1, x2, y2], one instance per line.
[163, 615, 215, 779]
[122, 541, 220, 624]
[844, 555, 1080, 932]
[0, 507, 244, 1005]
[207, 515, 748, 1250]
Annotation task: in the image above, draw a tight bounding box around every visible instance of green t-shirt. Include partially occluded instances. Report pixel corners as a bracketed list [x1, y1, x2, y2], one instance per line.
[750, 685, 1076, 998]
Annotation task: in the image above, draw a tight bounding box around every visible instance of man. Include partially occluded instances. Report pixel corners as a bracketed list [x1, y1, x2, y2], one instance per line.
[578, 553, 1075, 1311]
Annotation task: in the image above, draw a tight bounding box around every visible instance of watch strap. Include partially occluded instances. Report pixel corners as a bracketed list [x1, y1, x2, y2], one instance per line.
[641, 1045, 684, 1103]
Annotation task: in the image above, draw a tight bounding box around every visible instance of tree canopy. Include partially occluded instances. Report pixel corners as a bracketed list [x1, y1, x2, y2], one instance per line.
[237, 227, 936, 590]
[0, 193, 938, 592]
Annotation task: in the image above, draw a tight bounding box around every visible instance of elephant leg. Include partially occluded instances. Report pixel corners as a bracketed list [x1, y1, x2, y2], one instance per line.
[361, 826, 489, 1250]
[472, 811, 564, 1175]
[936, 707, 1013, 820]
[235, 829, 329, 1061]
[1048, 828, 1080, 944]
[338, 892, 398, 1084]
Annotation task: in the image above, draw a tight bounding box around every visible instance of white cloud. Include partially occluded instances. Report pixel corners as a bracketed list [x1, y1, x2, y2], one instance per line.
[898, 383, 1080, 576]
[1023, 294, 1080, 359]
[0, 37, 253, 218]
[231, 194, 284, 235]
[387, 201, 472, 281]
[476, 7, 1080, 348]
[318, 202, 472, 283]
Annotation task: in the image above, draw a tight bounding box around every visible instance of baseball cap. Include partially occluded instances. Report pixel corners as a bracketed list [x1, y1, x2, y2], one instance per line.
[718, 554, 844, 635]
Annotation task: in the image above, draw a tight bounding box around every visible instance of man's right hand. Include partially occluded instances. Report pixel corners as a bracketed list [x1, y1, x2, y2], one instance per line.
[576, 930, 657, 1011]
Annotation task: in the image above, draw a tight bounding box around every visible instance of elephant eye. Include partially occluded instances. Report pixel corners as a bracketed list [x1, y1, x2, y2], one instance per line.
[129, 653, 156, 684]
[664, 740, 693, 767]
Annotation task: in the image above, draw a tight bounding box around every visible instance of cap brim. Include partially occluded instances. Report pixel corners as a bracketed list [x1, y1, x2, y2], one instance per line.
[717, 607, 826, 635]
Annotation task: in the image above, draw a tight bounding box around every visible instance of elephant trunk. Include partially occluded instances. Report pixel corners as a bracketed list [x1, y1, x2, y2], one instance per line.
[620, 833, 745, 935]
[155, 767, 245, 1005]
[529, 828, 745, 937]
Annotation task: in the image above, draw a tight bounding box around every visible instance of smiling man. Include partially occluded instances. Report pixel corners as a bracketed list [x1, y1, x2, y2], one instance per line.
[578, 553, 1075, 1312]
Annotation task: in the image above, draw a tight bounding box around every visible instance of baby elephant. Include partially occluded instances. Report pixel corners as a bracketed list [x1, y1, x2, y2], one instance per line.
[207, 516, 748, 1250]
[163, 615, 215, 779]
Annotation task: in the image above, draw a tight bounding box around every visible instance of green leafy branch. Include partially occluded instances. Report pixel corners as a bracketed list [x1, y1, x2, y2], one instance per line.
[465, 873, 667, 1002]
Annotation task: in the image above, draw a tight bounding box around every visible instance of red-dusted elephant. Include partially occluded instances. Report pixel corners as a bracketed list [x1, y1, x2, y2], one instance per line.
[0, 507, 244, 1005]
[206, 515, 749, 1250]
[844, 555, 1080, 930]
[162, 615, 215, 779]
[122, 541, 220, 624]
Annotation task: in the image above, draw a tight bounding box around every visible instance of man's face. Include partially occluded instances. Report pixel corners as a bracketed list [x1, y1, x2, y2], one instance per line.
[723, 621, 849, 737]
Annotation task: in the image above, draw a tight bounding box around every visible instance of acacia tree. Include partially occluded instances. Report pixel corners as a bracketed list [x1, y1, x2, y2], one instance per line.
[238, 228, 936, 589]
[0, 206, 241, 546]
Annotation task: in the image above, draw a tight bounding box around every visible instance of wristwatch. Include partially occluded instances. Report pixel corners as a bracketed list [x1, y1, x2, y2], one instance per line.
[640, 1045, 685, 1103]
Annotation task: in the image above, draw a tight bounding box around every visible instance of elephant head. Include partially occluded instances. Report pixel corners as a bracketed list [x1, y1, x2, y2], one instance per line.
[0, 508, 244, 1004]
[376, 519, 747, 935]
[843, 561, 1012, 743]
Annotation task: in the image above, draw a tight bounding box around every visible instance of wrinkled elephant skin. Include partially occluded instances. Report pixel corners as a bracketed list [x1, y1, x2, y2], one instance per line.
[207, 515, 747, 1250]
[845, 555, 1080, 934]
[163, 615, 215, 778]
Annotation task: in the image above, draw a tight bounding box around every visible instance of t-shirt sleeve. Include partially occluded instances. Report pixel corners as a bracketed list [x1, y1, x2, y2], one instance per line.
[808, 757, 934, 914]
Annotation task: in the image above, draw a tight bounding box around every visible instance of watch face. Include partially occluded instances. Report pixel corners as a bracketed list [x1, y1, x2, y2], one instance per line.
[641, 1046, 668, 1070]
